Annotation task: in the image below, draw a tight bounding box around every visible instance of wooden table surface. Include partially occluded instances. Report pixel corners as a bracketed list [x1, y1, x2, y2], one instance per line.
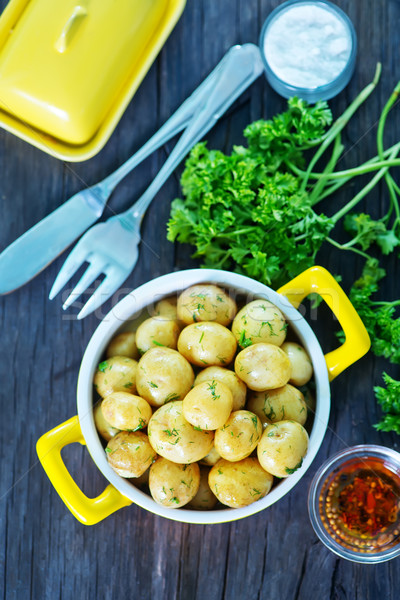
[1, 0, 400, 598]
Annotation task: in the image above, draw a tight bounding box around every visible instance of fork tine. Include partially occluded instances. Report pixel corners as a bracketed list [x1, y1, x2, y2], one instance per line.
[76, 268, 128, 320]
[62, 260, 104, 310]
[49, 250, 86, 300]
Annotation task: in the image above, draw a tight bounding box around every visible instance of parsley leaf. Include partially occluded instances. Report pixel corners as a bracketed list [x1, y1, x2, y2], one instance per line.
[374, 373, 400, 434]
[285, 459, 303, 475]
[168, 146, 334, 287]
[98, 361, 109, 373]
[344, 259, 400, 364]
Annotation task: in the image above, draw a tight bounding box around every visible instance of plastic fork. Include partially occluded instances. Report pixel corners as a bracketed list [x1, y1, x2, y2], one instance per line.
[50, 43, 264, 319]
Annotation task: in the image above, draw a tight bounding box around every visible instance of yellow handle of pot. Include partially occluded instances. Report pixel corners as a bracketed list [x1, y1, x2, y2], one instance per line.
[277, 266, 370, 381]
[36, 415, 132, 525]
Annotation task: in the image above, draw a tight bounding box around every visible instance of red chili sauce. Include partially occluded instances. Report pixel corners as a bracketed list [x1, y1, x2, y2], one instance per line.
[319, 458, 400, 552]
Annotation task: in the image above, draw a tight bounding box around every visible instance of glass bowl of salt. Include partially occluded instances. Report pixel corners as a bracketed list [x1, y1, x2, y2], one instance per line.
[259, 0, 357, 102]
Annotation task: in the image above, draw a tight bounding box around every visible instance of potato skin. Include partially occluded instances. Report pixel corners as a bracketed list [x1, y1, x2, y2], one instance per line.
[188, 466, 218, 510]
[209, 458, 274, 508]
[257, 420, 309, 478]
[232, 299, 287, 347]
[182, 380, 233, 430]
[149, 458, 200, 508]
[136, 347, 194, 407]
[178, 322, 237, 367]
[94, 356, 138, 398]
[106, 332, 139, 360]
[131, 467, 150, 492]
[148, 401, 214, 464]
[281, 342, 313, 386]
[214, 410, 262, 462]
[106, 431, 156, 478]
[302, 386, 316, 413]
[96, 283, 314, 512]
[200, 446, 221, 467]
[194, 366, 247, 411]
[234, 343, 291, 391]
[101, 392, 152, 431]
[177, 284, 237, 326]
[135, 316, 180, 354]
[247, 384, 307, 426]
[153, 296, 179, 321]
[244, 392, 271, 430]
[93, 400, 120, 441]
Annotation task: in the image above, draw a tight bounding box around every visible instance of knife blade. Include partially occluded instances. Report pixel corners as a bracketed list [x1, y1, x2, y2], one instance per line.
[0, 190, 104, 294]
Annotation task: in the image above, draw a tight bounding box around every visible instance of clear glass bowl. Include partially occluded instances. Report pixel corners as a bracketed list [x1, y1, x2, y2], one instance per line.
[259, 0, 357, 102]
[308, 445, 400, 563]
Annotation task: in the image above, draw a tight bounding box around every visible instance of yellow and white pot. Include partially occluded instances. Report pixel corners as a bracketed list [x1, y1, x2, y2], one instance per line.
[37, 266, 370, 525]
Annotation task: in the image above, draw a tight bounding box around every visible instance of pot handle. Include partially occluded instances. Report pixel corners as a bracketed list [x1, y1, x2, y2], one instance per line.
[277, 266, 370, 381]
[36, 415, 132, 525]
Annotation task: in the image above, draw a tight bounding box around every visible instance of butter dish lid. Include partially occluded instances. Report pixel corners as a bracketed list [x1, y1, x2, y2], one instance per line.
[0, 0, 186, 160]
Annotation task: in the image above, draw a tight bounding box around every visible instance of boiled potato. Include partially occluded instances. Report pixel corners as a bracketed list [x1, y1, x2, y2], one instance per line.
[135, 316, 180, 354]
[131, 467, 150, 492]
[232, 299, 287, 347]
[105, 431, 156, 478]
[94, 356, 138, 398]
[183, 380, 233, 430]
[95, 282, 314, 512]
[214, 410, 262, 462]
[101, 392, 152, 431]
[106, 332, 139, 360]
[281, 342, 313, 386]
[244, 393, 271, 430]
[200, 446, 221, 467]
[177, 284, 237, 326]
[153, 296, 179, 321]
[194, 366, 247, 411]
[302, 386, 316, 413]
[257, 420, 309, 478]
[149, 457, 200, 508]
[188, 466, 218, 510]
[93, 400, 120, 441]
[209, 458, 273, 508]
[235, 343, 291, 391]
[178, 322, 237, 367]
[136, 347, 194, 407]
[148, 401, 214, 463]
[247, 384, 307, 426]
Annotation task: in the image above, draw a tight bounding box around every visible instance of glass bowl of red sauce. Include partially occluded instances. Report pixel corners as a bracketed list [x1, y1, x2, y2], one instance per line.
[308, 445, 400, 563]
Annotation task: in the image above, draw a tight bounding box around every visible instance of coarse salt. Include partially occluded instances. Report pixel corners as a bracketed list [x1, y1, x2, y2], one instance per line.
[263, 2, 352, 89]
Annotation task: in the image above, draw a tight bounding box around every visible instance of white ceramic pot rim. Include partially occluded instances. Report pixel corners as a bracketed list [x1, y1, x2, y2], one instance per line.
[77, 269, 331, 524]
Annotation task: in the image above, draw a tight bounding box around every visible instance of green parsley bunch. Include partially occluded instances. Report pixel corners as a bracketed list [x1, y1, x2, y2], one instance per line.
[167, 64, 400, 433]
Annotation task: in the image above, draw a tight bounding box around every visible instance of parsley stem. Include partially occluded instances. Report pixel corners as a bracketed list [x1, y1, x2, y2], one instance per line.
[289, 149, 400, 182]
[330, 143, 400, 223]
[300, 62, 382, 193]
[390, 178, 400, 196]
[315, 177, 352, 201]
[337, 235, 366, 249]
[309, 134, 344, 204]
[316, 159, 400, 179]
[377, 81, 400, 224]
[318, 158, 400, 179]
[287, 143, 400, 206]
[371, 299, 400, 307]
[326, 237, 371, 259]
[213, 227, 257, 236]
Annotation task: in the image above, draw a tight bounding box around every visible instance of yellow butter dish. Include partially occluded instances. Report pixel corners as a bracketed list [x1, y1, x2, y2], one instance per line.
[0, 0, 186, 161]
